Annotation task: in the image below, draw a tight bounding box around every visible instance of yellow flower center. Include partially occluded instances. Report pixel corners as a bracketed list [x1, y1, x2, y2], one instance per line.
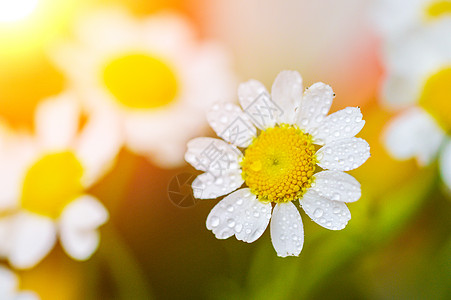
[424, 1, 451, 20]
[241, 125, 317, 203]
[419, 67, 451, 132]
[21, 151, 84, 219]
[102, 53, 178, 109]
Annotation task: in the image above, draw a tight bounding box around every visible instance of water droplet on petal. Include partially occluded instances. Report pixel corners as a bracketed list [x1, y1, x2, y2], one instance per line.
[227, 218, 235, 228]
[313, 208, 324, 218]
[210, 216, 220, 227]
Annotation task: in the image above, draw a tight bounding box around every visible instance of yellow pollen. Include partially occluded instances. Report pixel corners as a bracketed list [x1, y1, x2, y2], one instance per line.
[102, 53, 178, 110]
[21, 151, 84, 219]
[424, 1, 451, 20]
[419, 67, 451, 132]
[240, 125, 317, 203]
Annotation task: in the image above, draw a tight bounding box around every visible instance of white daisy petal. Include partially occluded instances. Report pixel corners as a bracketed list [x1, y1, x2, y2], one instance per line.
[207, 102, 256, 147]
[316, 137, 370, 171]
[238, 79, 276, 130]
[0, 266, 17, 295]
[192, 169, 244, 199]
[383, 107, 445, 166]
[9, 213, 57, 269]
[35, 94, 79, 151]
[75, 110, 123, 187]
[271, 70, 303, 124]
[185, 138, 241, 175]
[0, 131, 35, 210]
[60, 195, 109, 230]
[270, 202, 304, 257]
[297, 82, 334, 133]
[312, 171, 361, 203]
[301, 190, 351, 230]
[15, 291, 40, 300]
[60, 227, 100, 261]
[206, 188, 271, 242]
[237, 79, 268, 112]
[311, 107, 365, 145]
[60, 195, 108, 260]
[439, 139, 451, 191]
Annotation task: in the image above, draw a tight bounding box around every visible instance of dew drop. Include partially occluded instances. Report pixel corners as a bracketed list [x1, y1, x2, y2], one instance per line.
[227, 218, 235, 228]
[332, 193, 341, 201]
[210, 216, 220, 227]
[313, 208, 324, 218]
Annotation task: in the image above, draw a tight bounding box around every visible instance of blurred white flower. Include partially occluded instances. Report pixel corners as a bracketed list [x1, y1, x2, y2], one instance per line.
[185, 71, 370, 257]
[383, 107, 450, 190]
[51, 8, 236, 168]
[0, 265, 39, 300]
[372, 0, 451, 40]
[0, 94, 121, 269]
[380, 19, 451, 191]
[381, 19, 451, 113]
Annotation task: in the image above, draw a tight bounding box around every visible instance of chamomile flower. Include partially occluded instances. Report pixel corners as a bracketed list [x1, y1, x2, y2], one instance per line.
[51, 8, 236, 168]
[381, 20, 451, 190]
[0, 266, 39, 300]
[381, 19, 451, 116]
[185, 71, 370, 257]
[384, 107, 451, 190]
[372, 0, 451, 40]
[0, 94, 121, 269]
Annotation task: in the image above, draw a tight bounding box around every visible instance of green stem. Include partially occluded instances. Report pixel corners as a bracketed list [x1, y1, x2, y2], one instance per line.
[99, 224, 154, 300]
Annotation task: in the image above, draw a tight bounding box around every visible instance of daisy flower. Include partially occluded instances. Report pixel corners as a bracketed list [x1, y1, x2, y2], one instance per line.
[381, 19, 451, 111]
[51, 8, 236, 168]
[384, 107, 450, 190]
[0, 94, 121, 269]
[185, 71, 370, 257]
[372, 0, 451, 40]
[381, 20, 451, 190]
[0, 265, 39, 300]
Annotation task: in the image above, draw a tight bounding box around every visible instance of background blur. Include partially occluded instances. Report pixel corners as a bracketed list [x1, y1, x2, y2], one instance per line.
[1, 0, 450, 299]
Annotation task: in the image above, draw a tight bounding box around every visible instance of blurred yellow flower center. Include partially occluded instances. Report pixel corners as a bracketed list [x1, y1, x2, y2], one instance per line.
[241, 125, 316, 203]
[419, 67, 451, 132]
[102, 53, 178, 109]
[425, 1, 451, 19]
[21, 151, 84, 219]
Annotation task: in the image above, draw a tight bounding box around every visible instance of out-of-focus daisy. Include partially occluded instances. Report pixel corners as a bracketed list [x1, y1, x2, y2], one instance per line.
[0, 94, 121, 269]
[0, 265, 39, 300]
[185, 71, 370, 257]
[381, 19, 451, 116]
[384, 107, 450, 190]
[381, 20, 451, 190]
[51, 8, 236, 168]
[372, 0, 451, 40]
